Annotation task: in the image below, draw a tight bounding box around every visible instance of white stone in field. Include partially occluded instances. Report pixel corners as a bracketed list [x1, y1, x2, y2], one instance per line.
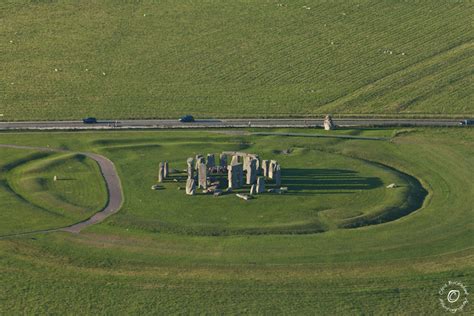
[102, 72, 106, 75]
[386, 183, 397, 189]
[54, 68, 58, 72]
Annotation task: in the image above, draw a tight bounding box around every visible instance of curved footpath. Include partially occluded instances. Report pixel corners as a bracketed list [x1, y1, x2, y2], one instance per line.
[0, 144, 123, 236]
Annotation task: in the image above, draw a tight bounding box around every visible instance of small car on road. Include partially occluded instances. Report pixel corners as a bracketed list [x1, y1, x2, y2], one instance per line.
[83, 117, 97, 124]
[459, 119, 473, 126]
[179, 115, 195, 123]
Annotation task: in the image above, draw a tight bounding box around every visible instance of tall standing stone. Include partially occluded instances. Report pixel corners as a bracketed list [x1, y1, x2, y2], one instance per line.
[219, 154, 227, 167]
[243, 156, 251, 171]
[246, 158, 257, 185]
[198, 162, 207, 189]
[158, 162, 165, 183]
[231, 155, 239, 165]
[163, 161, 169, 178]
[274, 164, 281, 186]
[228, 163, 244, 189]
[268, 160, 277, 179]
[186, 178, 196, 195]
[256, 176, 265, 194]
[262, 160, 269, 178]
[206, 154, 215, 168]
[255, 156, 261, 173]
[195, 156, 205, 170]
[186, 158, 194, 179]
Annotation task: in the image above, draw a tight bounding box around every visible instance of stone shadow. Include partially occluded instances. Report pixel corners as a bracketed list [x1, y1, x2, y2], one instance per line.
[281, 168, 383, 193]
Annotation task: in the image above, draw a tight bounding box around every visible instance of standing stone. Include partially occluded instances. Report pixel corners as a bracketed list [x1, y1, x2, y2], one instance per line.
[163, 161, 169, 178]
[231, 155, 239, 165]
[250, 184, 257, 195]
[228, 163, 244, 189]
[206, 154, 215, 168]
[274, 164, 281, 186]
[268, 160, 277, 179]
[186, 178, 196, 195]
[198, 162, 207, 189]
[243, 156, 251, 171]
[324, 115, 335, 130]
[186, 158, 194, 179]
[262, 160, 269, 178]
[219, 153, 227, 167]
[256, 176, 265, 194]
[246, 158, 257, 185]
[255, 156, 261, 173]
[195, 156, 205, 170]
[158, 162, 165, 183]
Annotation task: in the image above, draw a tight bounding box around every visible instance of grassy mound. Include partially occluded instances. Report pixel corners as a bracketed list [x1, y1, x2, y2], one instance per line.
[1, 0, 472, 120]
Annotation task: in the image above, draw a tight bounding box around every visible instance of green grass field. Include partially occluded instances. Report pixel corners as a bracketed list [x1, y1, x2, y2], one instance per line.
[1, 0, 473, 121]
[0, 127, 472, 314]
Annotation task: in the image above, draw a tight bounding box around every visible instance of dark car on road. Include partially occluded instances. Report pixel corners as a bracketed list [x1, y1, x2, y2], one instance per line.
[83, 117, 97, 124]
[179, 115, 195, 123]
[459, 119, 473, 126]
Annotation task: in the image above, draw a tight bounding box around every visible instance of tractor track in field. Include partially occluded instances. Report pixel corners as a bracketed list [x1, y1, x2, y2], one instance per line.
[0, 144, 123, 238]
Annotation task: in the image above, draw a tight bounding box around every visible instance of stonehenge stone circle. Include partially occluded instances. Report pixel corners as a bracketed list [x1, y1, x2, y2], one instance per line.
[163, 151, 282, 198]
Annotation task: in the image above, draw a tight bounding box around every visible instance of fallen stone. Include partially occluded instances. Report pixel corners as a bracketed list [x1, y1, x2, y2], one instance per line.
[151, 184, 162, 190]
[236, 193, 252, 201]
[386, 183, 397, 189]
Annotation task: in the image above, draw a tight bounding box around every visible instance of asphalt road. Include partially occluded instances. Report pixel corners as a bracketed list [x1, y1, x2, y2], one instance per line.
[0, 144, 123, 238]
[0, 118, 466, 130]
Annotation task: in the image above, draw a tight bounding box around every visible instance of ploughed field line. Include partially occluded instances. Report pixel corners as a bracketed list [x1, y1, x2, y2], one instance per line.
[0, 144, 123, 238]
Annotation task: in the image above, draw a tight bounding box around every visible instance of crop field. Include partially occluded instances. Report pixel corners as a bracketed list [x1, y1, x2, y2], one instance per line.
[1, 0, 473, 121]
[0, 127, 472, 314]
